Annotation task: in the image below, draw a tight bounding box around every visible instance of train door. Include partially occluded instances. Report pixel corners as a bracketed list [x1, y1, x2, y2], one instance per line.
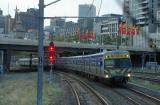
[0, 50, 4, 74]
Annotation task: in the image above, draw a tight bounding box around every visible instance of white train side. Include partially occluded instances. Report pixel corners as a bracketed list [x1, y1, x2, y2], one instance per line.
[55, 50, 132, 84]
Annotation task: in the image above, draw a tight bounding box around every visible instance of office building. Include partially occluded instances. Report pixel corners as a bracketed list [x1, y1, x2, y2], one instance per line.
[0, 9, 3, 16]
[157, 10, 160, 33]
[14, 8, 39, 31]
[50, 18, 65, 35]
[0, 17, 5, 34]
[124, 0, 160, 33]
[0, 9, 14, 34]
[79, 4, 96, 18]
[5, 15, 14, 34]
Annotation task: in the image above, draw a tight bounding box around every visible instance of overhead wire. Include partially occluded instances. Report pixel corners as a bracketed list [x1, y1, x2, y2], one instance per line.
[85, 0, 95, 17]
[97, 0, 102, 16]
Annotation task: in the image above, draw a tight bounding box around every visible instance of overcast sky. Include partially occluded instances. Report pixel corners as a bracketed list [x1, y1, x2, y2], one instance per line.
[0, 0, 123, 26]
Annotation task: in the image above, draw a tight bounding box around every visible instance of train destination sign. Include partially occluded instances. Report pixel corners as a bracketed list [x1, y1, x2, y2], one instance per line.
[105, 54, 129, 59]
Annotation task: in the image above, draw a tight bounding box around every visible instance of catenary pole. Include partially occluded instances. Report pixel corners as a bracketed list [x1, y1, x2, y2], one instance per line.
[37, 0, 44, 105]
[37, 1, 61, 105]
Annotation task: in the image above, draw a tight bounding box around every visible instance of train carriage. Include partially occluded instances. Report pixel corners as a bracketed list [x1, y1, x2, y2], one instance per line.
[17, 50, 132, 84]
[55, 50, 132, 84]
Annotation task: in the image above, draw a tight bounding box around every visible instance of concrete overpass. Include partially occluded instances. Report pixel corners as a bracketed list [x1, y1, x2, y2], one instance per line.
[0, 38, 160, 52]
[0, 38, 160, 73]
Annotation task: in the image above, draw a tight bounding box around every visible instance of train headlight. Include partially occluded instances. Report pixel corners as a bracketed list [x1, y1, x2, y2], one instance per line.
[105, 75, 109, 78]
[126, 54, 129, 58]
[127, 73, 131, 77]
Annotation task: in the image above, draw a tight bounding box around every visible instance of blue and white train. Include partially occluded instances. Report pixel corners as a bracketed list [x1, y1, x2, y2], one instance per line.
[55, 50, 132, 84]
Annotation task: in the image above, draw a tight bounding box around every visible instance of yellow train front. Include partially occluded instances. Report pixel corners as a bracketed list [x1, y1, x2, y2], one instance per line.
[103, 50, 131, 84]
[55, 50, 132, 84]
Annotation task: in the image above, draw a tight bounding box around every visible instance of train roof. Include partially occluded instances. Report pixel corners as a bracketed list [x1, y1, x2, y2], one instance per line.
[59, 50, 129, 59]
[18, 57, 38, 61]
[18, 58, 30, 61]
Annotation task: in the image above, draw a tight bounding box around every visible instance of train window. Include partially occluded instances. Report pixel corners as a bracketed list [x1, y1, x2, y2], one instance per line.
[75, 60, 78, 64]
[90, 59, 96, 66]
[79, 60, 82, 65]
[104, 58, 131, 68]
[86, 60, 89, 65]
[105, 60, 114, 67]
[97, 61, 102, 67]
[77, 60, 79, 65]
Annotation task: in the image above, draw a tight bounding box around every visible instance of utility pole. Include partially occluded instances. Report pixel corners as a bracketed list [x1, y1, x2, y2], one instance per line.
[37, 1, 61, 105]
[37, 0, 44, 105]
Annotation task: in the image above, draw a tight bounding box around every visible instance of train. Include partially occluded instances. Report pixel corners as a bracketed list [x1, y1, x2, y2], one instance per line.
[55, 50, 132, 84]
[18, 58, 39, 66]
[17, 50, 132, 84]
[17, 57, 48, 70]
[18, 57, 50, 67]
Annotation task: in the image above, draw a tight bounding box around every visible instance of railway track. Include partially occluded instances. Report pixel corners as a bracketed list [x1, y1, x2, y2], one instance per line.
[62, 78, 81, 105]
[133, 72, 160, 76]
[131, 72, 160, 83]
[126, 83, 160, 105]
[57, 71, 160, 105]
[59, 72, 110, 105]
[132, 75, 160, 83]
[129, 88, 160, 104]
[111, 88, 140, 105]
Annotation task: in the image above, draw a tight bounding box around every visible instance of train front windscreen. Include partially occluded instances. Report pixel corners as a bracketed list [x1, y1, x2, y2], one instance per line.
[104, 58, 131, 68]
[104, 53, 132, 68]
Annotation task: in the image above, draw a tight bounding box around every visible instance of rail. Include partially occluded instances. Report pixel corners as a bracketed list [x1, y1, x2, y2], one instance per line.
[59, 72, 110, 105]
[126, 83, 160, 104]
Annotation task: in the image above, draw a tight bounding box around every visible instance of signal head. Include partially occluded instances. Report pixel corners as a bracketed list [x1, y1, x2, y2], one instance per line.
[48, 41, 55, 52]
[48, 54, 56, 62]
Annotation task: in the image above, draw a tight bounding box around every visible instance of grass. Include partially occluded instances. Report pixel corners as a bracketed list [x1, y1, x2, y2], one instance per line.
[129, 78, 160, 91]
[0, 72, 63, 105]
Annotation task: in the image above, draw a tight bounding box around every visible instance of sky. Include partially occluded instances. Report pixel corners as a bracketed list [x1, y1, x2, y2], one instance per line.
[0, 0, 123, 26]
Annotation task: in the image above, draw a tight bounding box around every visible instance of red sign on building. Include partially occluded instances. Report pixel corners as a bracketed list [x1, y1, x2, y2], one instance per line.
[118, 22, 139, 35]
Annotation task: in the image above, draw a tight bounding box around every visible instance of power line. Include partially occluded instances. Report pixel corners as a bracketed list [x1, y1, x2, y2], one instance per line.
[44, 16, 108, 19]
[97, 0, 102, 16]
[85, 0, 95, 17]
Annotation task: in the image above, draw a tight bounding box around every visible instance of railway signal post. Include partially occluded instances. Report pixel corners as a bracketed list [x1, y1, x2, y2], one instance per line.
[48, 42, 56, 83]
[37, 0, 61, 105]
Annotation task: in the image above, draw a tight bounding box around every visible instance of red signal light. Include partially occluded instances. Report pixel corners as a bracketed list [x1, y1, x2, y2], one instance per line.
[48, 54, 56, 62]
[49, 46, 54, 51]
[48, 42, 55, 52]
[48, 42, 56, 62]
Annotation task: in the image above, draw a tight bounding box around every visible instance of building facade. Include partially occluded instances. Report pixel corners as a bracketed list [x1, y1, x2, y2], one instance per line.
[93, 14, 123, 45]
[0, 9, 5, 34]
[157, 10, 160, 33]
[124, 0, 160, 33]
[0, 9, 14, 34]
[94, 14, 122, 37]
[15, 8, 39, 31]
[50, 18, 65, 35]
[5, 15, 14, 34]
[62, 21, 78, 42]
[123, 0, 160, 48]
[79, 4, 96, 18]
[13, 8, 39, 39]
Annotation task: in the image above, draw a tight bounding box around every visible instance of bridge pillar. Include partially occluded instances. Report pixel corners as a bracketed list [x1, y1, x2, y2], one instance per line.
[141, 53, 145, 71]
[29, 53, 32, 69]
[0, 50, 4, 74]
[4, 49, 12, 72]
